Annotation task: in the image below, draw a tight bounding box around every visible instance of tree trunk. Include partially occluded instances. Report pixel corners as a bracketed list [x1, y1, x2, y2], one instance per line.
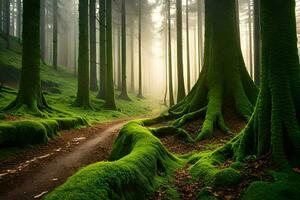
[119, 0, 130, 100]
[176, 0, 186, 102]
[137, 0, 143, 98]
[117, 25, 122, 91]
[0, 0, 2, 32]
[186, 0, 191, 92]
[170, 0, 258, 140]
[16, 0, 21, 42]
[5, 0, 10, 49]
[53, 0, 58, 70]
[4, 0, 50, 115]
[237, 0, 300, 168]
[130, 24, 135, 92]
[248, 0, 253, 78]
[89, 0, 98, 91]
[168, 0, 174, 106]
[97, 0, 106, 99]
[75, 0, 91, 108]
[197, 0, 203, 73]
[253, 0, 260, 85]
[104, 0, 116, 109]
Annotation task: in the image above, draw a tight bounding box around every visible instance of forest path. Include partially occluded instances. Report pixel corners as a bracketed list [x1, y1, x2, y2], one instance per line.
[0, 119, 130, 200]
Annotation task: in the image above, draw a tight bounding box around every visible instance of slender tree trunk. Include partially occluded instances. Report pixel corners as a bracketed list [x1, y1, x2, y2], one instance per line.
[5, 0, 10, 49]
[248, 0, 253, 78]
[89, 0, 98, 91]
[163, 11, 168, 106]
[197, 0, 203, 74]
[186, 0, 191, 92]
[237, 0, 300, 168]
[117, 25, 122, 91]
[137, 0, 143, 98]
[130, 24, 135, 92]
[119, 0, 130, 100]
[104, 0, 116, 109]
[0, 0, 3, 32]
[73, 0, 77, 76]
[53, 0, 58, 70]
[168, 0, 174, 106]
[176, 0, 186, 102]
[97, 0, 106, 99]
[16, 0, 21, 42]
[75, 0, 91, 108]
[253, 0, 260, 85]
[4, 0, 50, 115]
[40, 0, 46, 62]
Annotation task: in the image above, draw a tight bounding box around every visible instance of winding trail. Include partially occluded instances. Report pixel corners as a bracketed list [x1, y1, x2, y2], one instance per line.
[0, 120, 128, 200]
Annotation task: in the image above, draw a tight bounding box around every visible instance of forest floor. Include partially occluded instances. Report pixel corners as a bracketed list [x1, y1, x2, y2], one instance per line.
[0, 118, 131, 200]
[150, 112, 275, 200]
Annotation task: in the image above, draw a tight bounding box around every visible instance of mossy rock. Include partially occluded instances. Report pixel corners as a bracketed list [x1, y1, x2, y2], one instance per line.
[213, 168, 242, 187]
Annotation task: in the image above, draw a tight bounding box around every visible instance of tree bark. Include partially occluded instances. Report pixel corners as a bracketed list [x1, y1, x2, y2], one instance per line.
[248, 0, 253, 78]
[237, 0, 300, 168]
[130, 24, 135, 92]
[119, 0, 130, 100]
[97, 0, 106, 99]
[170, 0, 258, 140]
[253, 0, 260, 85]
[89, 0, 98, 91]
[75, 0, 91, 108]
[137, 0, 143, 98]
[5, 0, 10, 49]
[53, 0, 58, 70]
[4, 0, 50, 115]
[197, 0, 203, 73]
[104, 0, 116, 109]
[16, 0, 21, 42]
[168, 0, 174, 106]
[186, 0, 191, 92]
[176, 0, 186, 102]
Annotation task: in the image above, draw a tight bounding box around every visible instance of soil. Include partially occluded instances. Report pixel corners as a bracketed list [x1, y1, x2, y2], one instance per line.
[0, 119, 129, 200]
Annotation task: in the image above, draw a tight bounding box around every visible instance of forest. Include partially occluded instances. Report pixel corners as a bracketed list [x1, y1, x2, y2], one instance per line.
[0, 0, 300, 199]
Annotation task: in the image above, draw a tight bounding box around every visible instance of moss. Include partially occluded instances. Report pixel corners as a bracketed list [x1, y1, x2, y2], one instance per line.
[46, 121, 182, 200]
[242, 171, 300, 200]
[213, 168, 242, 187]
[197, 188, 218, 200]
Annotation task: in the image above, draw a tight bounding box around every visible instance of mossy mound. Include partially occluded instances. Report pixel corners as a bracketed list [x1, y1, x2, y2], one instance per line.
[45, 121, 182, 200]
[213, 168, 242, 187]
[242, 171, 300, 200]
[0, 117, 87, 147]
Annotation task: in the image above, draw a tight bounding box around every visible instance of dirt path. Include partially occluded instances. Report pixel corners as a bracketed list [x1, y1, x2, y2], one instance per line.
[0, 120, 128, 200]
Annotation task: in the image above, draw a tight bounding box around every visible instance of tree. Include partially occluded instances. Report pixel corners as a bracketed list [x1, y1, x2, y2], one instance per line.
[40, 0, 46, 63]
[3, 0, 51, 115]
[169, 0, 258, 140]
[185, 0, 191, 92]
[104, 0, 116, 109]
[176, 0, 186, 102]
[248, 0, 253, 78]
[137, 0, 144, 98]
[119, 0, 130, 100]
[130, 23, 135, 92]
[197, 0, 203, 72]
[53, 0, 58, 70]
[75, 0, 91, 108]
[167, 0, 174, 106]
[236, 0, 300, 168]
[5, 0, 10, 49]
[89, 0, 98, 91]
[97, 0, 106, 99]
[16, 0, 21, 41]
[0, 0, 2, 32]
[253, 0, 260, 85]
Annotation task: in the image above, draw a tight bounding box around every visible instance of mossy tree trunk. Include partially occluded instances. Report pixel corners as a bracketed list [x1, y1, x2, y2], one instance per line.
[89, 0, 98, 91]
[119, 0, 130, 100]
[75, 0, 91, 108]
[3, 0, 50, 115]
[236, 0, 300, 168]
[253, 0, 261, 85]
[104, 0, 116, 110]
[170, 0, 258, 140]
[40, 0, 46, 63]
[53, 0, 58, 70]
[97, 0, 106, 99]
[176, 0, 186, 102]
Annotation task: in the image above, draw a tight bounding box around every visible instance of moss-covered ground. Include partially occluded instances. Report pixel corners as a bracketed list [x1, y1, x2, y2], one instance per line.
[46, 112, 300, 200]
[0, 36, 162, 157]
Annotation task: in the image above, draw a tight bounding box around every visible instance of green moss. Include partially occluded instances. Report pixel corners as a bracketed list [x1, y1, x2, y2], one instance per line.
[242, 171, 300, 200]
[213, 168, 242, 187]
[45, 121, 182, 200]
[197, 188, 218, 200]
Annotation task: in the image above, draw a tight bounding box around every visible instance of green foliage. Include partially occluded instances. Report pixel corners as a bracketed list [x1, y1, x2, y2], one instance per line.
[213, 168, 242, 187]
[46, 121, 182, 200]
